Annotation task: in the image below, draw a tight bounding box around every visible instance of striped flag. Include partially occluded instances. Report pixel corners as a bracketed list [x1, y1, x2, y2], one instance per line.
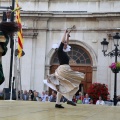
[16, 0, 24, 58]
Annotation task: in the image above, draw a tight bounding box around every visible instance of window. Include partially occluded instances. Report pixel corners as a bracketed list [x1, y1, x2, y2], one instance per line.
[51, 45, 92, 65]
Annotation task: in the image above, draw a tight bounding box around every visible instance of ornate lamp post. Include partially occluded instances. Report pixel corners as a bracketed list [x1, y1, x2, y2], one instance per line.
[101, 33, 120, 106]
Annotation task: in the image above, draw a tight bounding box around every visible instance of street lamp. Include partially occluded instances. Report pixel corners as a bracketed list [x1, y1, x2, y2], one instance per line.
[101, 33, 120, 106]
[101, 38, 109, 54]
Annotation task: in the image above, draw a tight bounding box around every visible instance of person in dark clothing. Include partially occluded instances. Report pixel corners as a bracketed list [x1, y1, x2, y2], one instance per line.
[0, 11, 19, 85]
[44, 30, 85, 108]
[29, 90, 34, 101]
[50, 91, 57, 102]
[57, 42, 70, 65]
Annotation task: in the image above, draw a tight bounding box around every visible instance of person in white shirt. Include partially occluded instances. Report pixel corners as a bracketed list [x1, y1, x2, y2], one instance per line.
[41, 91, 48, 102]
[96, 96, 105, 105]
[82, 94, 90, 104]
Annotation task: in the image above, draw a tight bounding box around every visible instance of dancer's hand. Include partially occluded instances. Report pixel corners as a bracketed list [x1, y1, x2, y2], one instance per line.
[65, 30, 68, 33]
[67, 33, 70, 37]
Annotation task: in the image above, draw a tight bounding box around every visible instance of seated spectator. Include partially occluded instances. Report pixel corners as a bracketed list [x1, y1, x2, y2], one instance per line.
[117, 95, 120, 102]
[72, 95, 77, 103]
[49, 90, 55, 101]
[22, 90, 29, 101]
[104, 95, 113, 106]
[0, 90, 3, 100]
[89, 99, 94, 104]
[96, 96, 105, 105]
[76, 91, 82, 100]
[50, 91, 57, 102]
[82, 94, 90, 104]
[28, 90, 34, 101]
[77, 99, 82, 104]
[39, 97, 42, 102]
[18, 90, 23, 100]
[41, 91, 48, 102]
[45, 90, 49, 96]
[107, 95, 113, 102]
[45, 97, 50, 102]
[60, 96, 67, 103]
[79, 92, 84, 101]
[18, 91, 20, 100]
[33, 91, 39, 101]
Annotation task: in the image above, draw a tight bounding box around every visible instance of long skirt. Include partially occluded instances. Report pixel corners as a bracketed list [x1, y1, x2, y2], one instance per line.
[43, 65, 85, 100]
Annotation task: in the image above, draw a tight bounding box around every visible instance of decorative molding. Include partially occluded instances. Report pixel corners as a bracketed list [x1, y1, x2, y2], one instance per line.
[19, 12, 120, 18]
[48, 0, 112, 1]
[0, 0, 49, 2]
[107, 33, 113, 40]
[45, 65, 51, 70]
[23, 29, 38, 38]
[0, 0, 117, 2]
[92, 66, 97, 71]
[0, 11, 120, 18]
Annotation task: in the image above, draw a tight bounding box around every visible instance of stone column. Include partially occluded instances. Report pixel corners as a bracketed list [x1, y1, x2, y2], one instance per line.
[20, 30, 38, 91]
[92, 66, 97, 83]
[32, 18, 49, 93]
[30, 31, 38, 90]
[44, 65, 50, 90]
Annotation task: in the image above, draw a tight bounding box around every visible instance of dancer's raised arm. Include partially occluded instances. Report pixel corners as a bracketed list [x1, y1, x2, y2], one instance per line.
[66, 33, 70, 44]
[61, 30, 68, 43]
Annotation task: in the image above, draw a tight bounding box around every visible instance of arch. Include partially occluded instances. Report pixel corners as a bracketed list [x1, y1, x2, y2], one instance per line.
[51, 44, 92, 65]
[46, 40, 97, 67]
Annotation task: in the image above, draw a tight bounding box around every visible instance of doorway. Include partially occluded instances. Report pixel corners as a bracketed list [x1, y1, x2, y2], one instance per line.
[49, 44, 93, 95]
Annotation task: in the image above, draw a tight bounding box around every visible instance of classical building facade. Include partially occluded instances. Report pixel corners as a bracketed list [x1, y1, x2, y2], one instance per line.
[0, 0, 120, 97]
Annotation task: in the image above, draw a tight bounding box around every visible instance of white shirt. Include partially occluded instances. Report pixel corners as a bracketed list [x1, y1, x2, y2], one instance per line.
[7, 19, 11, 22]
[52, 43, 71, 52]
[96, 100, 105, 105]
[41, 94, 48, 102]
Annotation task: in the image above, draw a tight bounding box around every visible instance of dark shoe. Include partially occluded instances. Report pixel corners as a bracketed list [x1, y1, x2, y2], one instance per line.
[67, 101, 76, 106]
[55, 104, 64, 108]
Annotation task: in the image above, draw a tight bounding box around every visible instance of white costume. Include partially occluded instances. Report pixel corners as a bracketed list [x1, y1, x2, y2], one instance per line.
[96, 100, 105, 105]
[43, 65, 85, 101]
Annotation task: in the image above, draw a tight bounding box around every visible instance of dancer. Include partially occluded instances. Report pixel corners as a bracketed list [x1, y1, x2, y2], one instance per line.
[44, 30, 85, 108]
[0, 11, 19, 84]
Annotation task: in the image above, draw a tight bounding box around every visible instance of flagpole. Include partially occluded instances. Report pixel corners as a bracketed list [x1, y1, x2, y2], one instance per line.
[16, 0, 24, 101]
[9, 0, 15, 89]
[19, 58, 22, 100]
[14, 34, 18, 100]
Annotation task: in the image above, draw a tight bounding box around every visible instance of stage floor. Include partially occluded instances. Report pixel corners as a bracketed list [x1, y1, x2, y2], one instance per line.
[0, 101, 120, 120]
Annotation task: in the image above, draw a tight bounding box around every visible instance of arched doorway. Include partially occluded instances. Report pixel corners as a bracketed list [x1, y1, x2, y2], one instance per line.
[50, 44, 93, 94]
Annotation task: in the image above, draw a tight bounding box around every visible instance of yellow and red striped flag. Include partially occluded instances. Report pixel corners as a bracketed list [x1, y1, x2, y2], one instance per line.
[16, 0, 24, 58]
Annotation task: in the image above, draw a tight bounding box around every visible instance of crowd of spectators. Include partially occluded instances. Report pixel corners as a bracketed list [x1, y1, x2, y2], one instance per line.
[17, 90, 67, 103]
[17, 90, 114, 106]
[0, 89, 117, 106]
[73, 92, 114, 105]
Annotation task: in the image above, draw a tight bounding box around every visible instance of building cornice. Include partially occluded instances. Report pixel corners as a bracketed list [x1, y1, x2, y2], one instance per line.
[0, 11, 120, 18]
[6, 11, 120, 18]
[0, 0, 115, 2]
[0, 0, 49, 2]
[23, 29, 38, 38]
[46, 28, 120, 32]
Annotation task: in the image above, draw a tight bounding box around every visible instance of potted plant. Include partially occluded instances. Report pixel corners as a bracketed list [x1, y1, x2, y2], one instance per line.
[109, 62, 120, 73]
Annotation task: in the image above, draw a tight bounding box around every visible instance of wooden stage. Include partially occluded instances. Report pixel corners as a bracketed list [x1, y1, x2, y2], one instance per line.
[0, 101, 120, 120]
